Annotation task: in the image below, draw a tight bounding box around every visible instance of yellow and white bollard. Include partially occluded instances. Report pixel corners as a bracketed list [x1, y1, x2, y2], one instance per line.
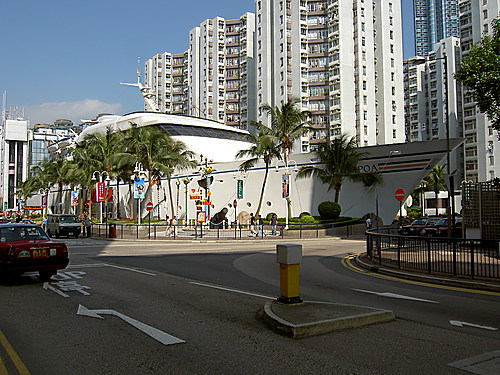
[276, 244, 303, 304]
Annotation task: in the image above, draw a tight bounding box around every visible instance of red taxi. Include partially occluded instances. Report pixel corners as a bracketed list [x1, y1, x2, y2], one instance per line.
[0, 224, 69, 281]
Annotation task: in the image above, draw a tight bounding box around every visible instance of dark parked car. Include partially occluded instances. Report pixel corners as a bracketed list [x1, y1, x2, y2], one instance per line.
[421, 217, 463, 237]
[0, 224, 69, 281]
[398, 217, 440, 236]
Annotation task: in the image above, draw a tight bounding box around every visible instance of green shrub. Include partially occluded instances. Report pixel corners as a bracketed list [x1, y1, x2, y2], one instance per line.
[300, 215, 316, 224]
[318, 201, 341, 220]
[299, 211, 311, 218]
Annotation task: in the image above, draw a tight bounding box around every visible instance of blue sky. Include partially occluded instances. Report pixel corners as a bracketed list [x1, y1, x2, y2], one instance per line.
[0, 0, 415, 125]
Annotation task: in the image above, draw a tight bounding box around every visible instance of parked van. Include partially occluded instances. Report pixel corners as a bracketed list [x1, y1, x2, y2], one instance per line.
[46, 214, 81, 238]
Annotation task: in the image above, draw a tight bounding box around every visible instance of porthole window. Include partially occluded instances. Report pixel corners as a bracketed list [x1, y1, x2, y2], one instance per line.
[266, 201, 272, 206]
[246, 202, 252, 207]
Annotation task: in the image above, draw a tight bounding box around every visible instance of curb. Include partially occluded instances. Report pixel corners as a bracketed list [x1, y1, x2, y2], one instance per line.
[355, 254, 500, 293]
[261, 300, 395, 338]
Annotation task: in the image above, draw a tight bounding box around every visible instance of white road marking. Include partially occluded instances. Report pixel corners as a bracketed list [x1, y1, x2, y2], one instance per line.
[449, 350, 500, 375]
[43, 282, 70, 298]
[76, 305, 185, 346]
[190, 281, 274, 299]
[352, 288, 440, 303]
[68, 263, 156, 276]
[450, 320, 498, 331]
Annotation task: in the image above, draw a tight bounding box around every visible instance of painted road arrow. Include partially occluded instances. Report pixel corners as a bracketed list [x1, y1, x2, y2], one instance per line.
[77, 305, 185, 345]
[353, 289, 439, 303]
[450, 320, 498, 331]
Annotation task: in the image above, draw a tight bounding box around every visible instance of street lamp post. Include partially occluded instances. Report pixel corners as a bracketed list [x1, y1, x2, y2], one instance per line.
[275, 159, 298, 230]
[91, 171, 110, 224]
[183, 177, 192, 226]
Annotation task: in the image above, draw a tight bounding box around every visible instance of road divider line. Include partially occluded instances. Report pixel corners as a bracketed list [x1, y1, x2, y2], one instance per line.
[190, 281, 274, 300]
[68, 263, 156, 276]
[0, 331, 30, 375]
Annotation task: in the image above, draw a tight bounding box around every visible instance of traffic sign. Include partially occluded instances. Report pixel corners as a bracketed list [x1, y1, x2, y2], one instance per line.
[395, 188, 405, 202]
[146, 202, 154, 211]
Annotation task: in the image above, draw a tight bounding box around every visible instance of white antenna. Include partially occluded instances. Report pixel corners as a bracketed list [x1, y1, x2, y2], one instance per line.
[120, 57, 160, 112]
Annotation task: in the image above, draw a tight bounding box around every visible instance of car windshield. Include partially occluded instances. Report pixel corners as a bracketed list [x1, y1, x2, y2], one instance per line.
[411, 219, 428, 225]
[0, 226, 49, 241]
[60, 216, 79, 223]
[435, 218, 447, 226]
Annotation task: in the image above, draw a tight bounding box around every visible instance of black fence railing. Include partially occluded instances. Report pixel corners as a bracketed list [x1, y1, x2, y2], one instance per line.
[86, 221, 363, 240]
[366, 227, 500, 280]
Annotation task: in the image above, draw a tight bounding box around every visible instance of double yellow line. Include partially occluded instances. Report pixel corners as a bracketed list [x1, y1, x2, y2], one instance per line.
[342, 253, 500, 297]
[0, 331, 30, 375]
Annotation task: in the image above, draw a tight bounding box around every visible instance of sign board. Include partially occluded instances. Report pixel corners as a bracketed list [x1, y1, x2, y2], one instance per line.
[96, 182, 106, 202]
[395, 188, 405, 202]
[197, 212, 206, 223]
[190, 194, 202, 200]
[146, 202, 154, 211]
[71, 190, 79, 206]
[282, 174, 290, 199]
[133, 177, 145, 199]
[237, 180, 243, 199]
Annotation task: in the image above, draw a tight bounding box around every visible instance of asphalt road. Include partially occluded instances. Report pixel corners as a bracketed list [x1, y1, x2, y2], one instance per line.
[1, 237, 499, 375]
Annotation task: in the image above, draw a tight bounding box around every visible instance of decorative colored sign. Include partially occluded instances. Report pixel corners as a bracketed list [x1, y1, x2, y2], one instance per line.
[41, 195, 47, 209]
[201, 200, 212, 206]
[133, 177, 145, 199]
[237, 179, 243, 199]
[197, 212, 206, 223]
[71, 190, 79, 206]
[190, 194, 202, 200]
[395, 188, 405, 202]
[96, 182, 106, 202]
[282, 174, 290, 199]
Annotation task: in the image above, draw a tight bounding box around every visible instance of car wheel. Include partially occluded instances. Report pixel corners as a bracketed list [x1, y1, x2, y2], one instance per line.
[39, 270, 55, 281]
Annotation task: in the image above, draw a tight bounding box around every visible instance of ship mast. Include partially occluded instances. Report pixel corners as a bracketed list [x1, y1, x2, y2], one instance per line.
[120, 57, 160, 112]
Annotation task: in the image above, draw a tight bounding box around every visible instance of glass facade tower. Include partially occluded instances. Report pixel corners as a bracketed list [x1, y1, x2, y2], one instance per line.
[414, 0, 459, 56]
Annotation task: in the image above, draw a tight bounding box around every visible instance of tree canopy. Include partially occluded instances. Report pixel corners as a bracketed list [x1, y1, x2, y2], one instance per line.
[455, 18, 500, 131]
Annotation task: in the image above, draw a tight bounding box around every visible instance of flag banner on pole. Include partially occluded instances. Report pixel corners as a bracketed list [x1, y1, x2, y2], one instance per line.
[71, 190, 79, 206]
[133, 177, 145, 199]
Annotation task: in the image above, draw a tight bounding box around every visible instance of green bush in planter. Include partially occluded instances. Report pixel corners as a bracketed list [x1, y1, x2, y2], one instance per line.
[318, 201, 341, 220]
[299, 214, 316, 224]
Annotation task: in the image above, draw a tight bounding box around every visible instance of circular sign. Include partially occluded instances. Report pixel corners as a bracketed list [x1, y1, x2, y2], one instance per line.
[395, 188, 405, 202]
[146, 202, 154, 211]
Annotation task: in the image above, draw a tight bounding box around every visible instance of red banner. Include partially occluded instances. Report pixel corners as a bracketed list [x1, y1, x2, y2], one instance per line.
[96, 182, 106, 202]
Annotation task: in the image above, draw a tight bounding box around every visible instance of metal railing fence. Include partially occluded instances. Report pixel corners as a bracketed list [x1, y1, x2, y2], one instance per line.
[366, 228, 500, 280]
[87, 221, 362, 240]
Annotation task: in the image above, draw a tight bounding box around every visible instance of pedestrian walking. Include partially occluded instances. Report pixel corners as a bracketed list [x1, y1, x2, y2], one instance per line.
[165, 215, 172, 237]
[256, 215, 265, 237]
[249, 213, 257, 236]
[270, 213, 277, 236]
[84, 215, 92, 237]
[365, 215, 372, 230]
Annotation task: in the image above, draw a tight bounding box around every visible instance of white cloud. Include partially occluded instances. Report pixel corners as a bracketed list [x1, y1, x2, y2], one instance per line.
[23, 99, 123, 125]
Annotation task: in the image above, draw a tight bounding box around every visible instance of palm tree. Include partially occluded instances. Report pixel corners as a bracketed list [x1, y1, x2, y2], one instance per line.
[155, 139, 196, 218]
[422, 165, 446, 216]
[236, 123, 281, 217]
[119, 124, 195, 219]
[261, 97, 310, 220]
[296, 134, 382, 203]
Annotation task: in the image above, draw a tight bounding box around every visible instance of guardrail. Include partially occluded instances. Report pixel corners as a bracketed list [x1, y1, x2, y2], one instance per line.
[366, 227, 500, 280]
[87, 221, 363, 240]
